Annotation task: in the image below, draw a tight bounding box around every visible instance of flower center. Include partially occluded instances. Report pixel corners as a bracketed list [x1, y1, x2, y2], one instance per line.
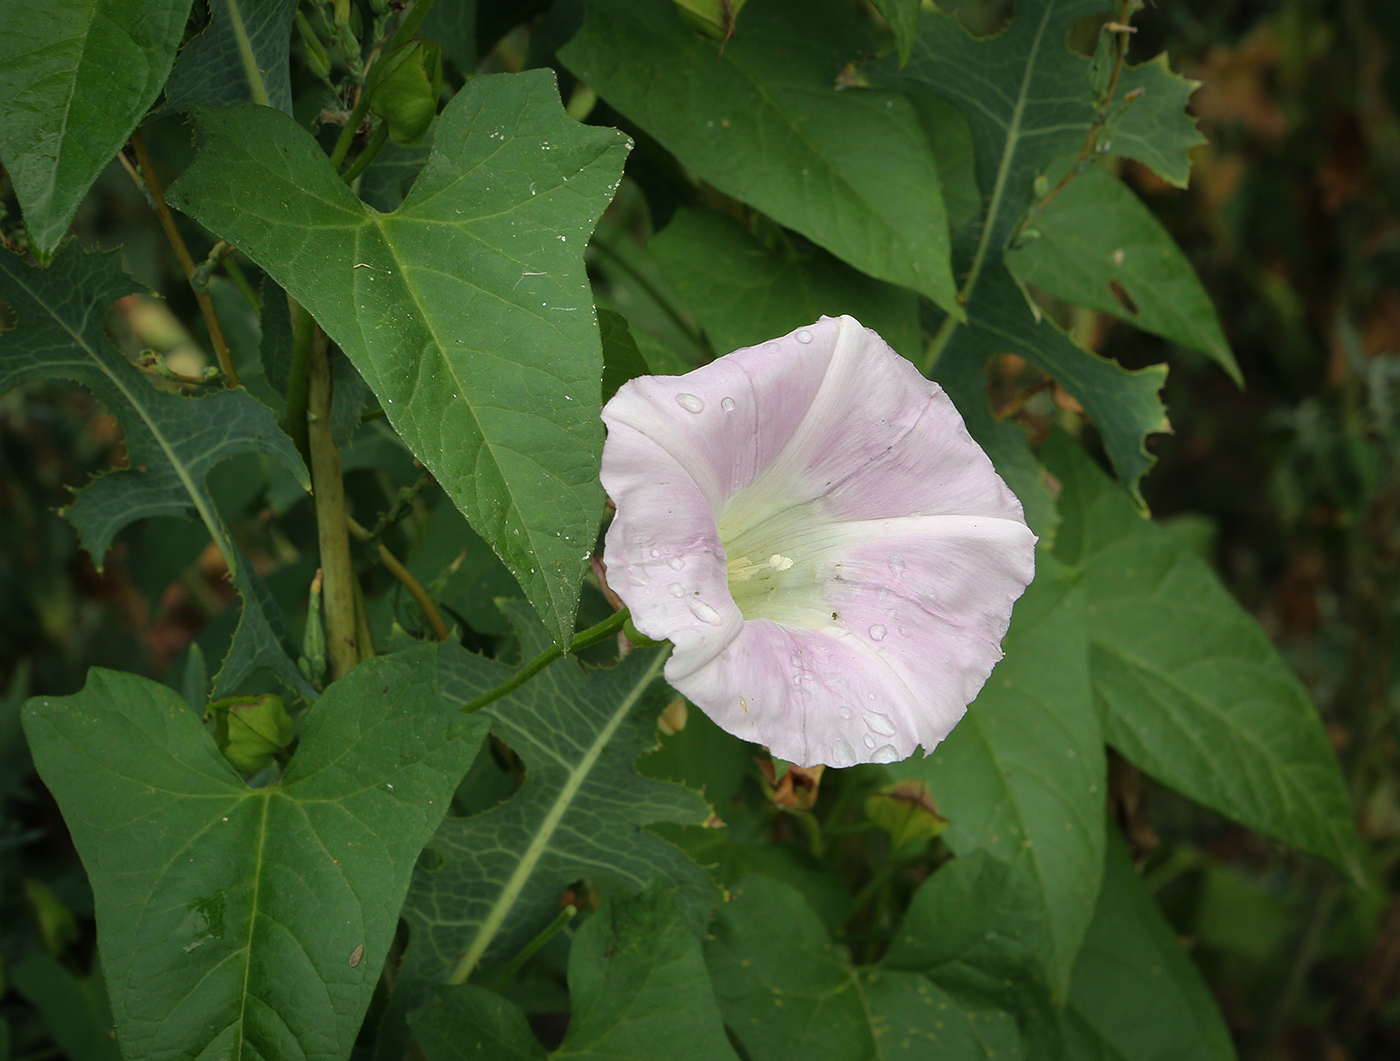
[717, 493, 834, 627]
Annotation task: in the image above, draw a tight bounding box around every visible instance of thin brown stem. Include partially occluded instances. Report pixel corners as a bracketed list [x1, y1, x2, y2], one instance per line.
[129, 130, 241, 388]
[348, 516, 450, 641]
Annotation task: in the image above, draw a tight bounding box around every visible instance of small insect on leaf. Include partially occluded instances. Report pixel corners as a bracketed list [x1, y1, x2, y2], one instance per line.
[349, 944, 364, 968]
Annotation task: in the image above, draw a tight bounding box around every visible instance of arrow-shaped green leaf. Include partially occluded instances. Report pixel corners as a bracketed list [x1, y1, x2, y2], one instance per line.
[169, 70, 630, 647]
[22, 645, 487, 1061]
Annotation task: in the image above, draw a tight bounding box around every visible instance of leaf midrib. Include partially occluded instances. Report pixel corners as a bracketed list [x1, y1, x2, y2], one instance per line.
[449, 650, 668, 981]
[6, 260, 235, 574]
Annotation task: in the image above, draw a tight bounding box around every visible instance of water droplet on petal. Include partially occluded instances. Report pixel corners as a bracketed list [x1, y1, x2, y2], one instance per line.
[795, 329, 813, 344]
[764, 341, 781, 352]
[869, 624, 887, 641]
[668, 583, 685, 598]
[627, 567, 650, 586]
[830, 737, 857, 767]
[863, 734, 877, 749]
[837, 706, 853, 720]
[675, 392, 705, 413]
[870, 745, 901, 764]
[666, 555, 685, 570]
[721, 396, 736, 412]
[865, 711, 897, 737]
[689, 599, 722, 625]
[650, 548, 660, 558]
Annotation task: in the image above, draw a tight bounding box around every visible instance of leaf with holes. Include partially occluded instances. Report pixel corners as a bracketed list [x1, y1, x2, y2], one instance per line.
[1045, 435, 1364, 881]
[0, 0, 192, 257]
[374, 601, 715, 1060]
[1008, 166, 1238, 380]
[0, 244, 314, 698]
[866, 0, 1191, 500]
[168, 69, 630, 648]
[21, 646, 486, 1061]
[888, 556, 1105, 1000]
[561, 0, 959, 315]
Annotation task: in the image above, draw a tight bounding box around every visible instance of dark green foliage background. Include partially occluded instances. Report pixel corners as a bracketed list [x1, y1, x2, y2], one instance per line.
[0, 1, 1393, 1059]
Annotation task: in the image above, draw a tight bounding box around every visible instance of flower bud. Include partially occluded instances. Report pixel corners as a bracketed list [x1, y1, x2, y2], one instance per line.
[673, 0, 748, 40]
[367, 39, 443, 146]
[206, 694, 295, 775]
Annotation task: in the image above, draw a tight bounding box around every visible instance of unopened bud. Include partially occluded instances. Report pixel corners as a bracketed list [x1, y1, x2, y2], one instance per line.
[367, 39, 443, 146]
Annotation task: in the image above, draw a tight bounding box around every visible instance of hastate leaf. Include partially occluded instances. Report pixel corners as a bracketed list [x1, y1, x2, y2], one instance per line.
[0, 0, 192, 257]
[414, 883, 738, 1061]
[168, 70, 630, 648]
[160, 0, 299, 115]
[889, 556, 1106, 1000]
[21, 646, 487, 1061]
[376, 601, 715, 1059]
[0, 245, 314, 699]
[869, 1, 1200, 246]
[560, 0, 959, 315]
[650, 207, 922, 364]
[706, 875, 1021, 1061]
[1044, 435, 1364, 880]
[867, 1, 1186, 500]
[1008, 166, 1238, 381]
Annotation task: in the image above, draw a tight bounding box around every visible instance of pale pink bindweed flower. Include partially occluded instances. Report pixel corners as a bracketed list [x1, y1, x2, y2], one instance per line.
[600, 315, 1036, 768]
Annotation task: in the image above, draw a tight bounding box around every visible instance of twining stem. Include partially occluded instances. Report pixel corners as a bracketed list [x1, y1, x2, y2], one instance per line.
[487, 904, 577, 991]
[340, 121, 389, 184]
[286, 296, 315, 466]
[306, 324, 361, 679]
[129, 130, 241, 388]
[460, 608, 633, 715]
[326, 0, 437, 173]
[328, 89, 376, 171]
[347, 516, 450, 641]
[921, 0, 1139, 375]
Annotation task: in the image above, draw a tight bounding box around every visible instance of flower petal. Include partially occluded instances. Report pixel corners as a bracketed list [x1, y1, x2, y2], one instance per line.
[600, 315, 1036, 768]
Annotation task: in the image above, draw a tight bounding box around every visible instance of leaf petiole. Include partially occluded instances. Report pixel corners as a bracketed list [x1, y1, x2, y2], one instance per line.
[460, 608, 635, 715]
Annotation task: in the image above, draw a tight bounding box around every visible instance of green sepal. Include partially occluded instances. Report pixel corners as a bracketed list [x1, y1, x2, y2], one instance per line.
[205, 693, 295, 775]
[673, 0, 748, 39]
[864, 778, 948, 851]
[368, 39, 444, 145]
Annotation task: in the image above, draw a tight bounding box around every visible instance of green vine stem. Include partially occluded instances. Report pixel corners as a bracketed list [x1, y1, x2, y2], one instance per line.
[285, 296, 315, 466]
[340, 120, 389, 184]
[306, 324, 361, 679]
[484, 904, 578, 991]
[459, 608, 635, 715]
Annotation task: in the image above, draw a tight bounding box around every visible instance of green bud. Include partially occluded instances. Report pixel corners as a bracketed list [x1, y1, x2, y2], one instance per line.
[206, 694, 295, 775]
[24, 878, 79, 956]
[367, 39, 443, 146]
[864, 779, 948, 851]
[296, 11, 333, 82]
[299, 570, 327, 691]
[674, 0, 748, 40]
